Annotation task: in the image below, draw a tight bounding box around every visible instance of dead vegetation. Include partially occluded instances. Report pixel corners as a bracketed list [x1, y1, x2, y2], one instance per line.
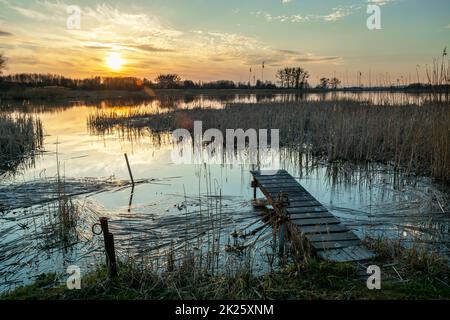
[88, 99, 450, 183]
[0, 114, 43, 175]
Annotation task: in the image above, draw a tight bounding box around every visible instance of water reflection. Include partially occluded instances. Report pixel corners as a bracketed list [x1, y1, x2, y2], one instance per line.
[0, 92, 448, 292]
[1, 90, 448, 115]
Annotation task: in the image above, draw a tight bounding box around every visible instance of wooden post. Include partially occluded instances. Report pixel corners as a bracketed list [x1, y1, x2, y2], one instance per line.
[99, 217, 118, 278]
[276, 192, 289, 255]
[279, 222, 285, 254]
[124, 153, 135, 186]
[251, 178, 257, 200]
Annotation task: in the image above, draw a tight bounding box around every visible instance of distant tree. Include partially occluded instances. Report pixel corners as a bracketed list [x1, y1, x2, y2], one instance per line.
[276, 67, 309, 89]
[318, 77, 330, 89]
[0, 53, 6, 75]
[183, 80, 197, 89]
[329, 77, 341, 89]
[155, 74, 181, 89]
[293, 67, 309, 89]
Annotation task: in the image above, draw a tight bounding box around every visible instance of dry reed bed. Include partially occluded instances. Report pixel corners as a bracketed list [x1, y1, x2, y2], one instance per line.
[0, 177, 156, 211]
[0, 114, 43, 175]
[88, 100, 450, 184]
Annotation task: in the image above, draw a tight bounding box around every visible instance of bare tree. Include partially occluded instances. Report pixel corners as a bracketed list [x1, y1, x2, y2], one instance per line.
[293, 67, 309, 89]
[276, 67, 309, 89]
[155, 74, 181, 88]
[329, 77, 341, 89]
[318, 77, 330, 89]
[0, 53, 6, 75]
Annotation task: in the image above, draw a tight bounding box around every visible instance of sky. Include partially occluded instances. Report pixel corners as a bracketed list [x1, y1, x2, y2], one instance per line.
[0, 0, 449, 85]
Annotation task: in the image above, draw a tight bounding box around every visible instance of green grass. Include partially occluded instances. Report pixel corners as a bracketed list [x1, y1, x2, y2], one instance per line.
[3, 238, 449, 300]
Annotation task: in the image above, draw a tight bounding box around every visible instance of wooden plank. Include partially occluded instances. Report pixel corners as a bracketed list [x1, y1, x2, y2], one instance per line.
[252, 173, 292, 179]
[289, 212, 334, 220]
[299, 224, 350, 234]
[342, 246, 376, 261]
[286, 200, 322, 207]
[252, 169, 289, 176]
[311, 240, 361, 251]
[264, 186, 304, 192]
[293, 217, 341, 226]
[286, 206, 328, 214]
[306, 232, 359, 243]
[317, 249, 355, 262]
[284, 195, 316, 202]
[255, 176, 297, 182]
[259, 181, 301, 188]
[250, 169, 375, 262]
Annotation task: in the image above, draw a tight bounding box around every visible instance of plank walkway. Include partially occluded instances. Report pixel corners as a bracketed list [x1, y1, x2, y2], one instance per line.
[251, 169, 375, 262]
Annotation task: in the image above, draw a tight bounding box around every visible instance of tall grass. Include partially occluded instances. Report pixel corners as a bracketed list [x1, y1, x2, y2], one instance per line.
[0, 114, 43, 175]
[88, 100, 450, 184]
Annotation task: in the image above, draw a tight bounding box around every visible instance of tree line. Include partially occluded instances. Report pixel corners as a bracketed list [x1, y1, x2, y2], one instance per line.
[0, 52, 345, 90]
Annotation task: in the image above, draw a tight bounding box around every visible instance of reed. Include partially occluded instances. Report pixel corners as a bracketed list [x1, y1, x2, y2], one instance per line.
[0, 114, 43, 175]
[88, 99, 450, 183]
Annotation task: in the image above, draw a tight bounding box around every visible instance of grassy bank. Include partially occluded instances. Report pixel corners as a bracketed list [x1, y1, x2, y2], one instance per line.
[0, 86, 154, 101]
[1, 86, 449, 101]
[0, 114, 43, 174]
[3, 238, 450, 300]
[88, 100, 450, 184]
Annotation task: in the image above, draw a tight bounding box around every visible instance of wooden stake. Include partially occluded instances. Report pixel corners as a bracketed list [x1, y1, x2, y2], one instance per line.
[124, 153, 135, 186]
[99, 217, 118, 278]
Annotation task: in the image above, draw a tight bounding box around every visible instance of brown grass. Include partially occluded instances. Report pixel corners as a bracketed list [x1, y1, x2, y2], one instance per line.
[88, 100, 450, 183]
[0, 114, 43, 174]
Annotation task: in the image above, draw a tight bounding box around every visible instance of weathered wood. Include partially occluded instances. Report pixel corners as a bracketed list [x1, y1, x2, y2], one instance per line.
[289, 212, 334, 220]
[250, 170, 375, 263]
[292, 217, 341, 226]
[286, 200, 322, 207]
[264, 186, 305, 193]
[312, 240, 362, 251]
[286, 206, 328, 214]
[124, 153, 135, 186]
[307, 232, 360, 243]
[300, 224, 350, 234]
[99, 217, 118, 278]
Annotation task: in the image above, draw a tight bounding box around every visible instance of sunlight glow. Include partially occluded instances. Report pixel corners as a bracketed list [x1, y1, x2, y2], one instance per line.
[106, 52, 124, 72]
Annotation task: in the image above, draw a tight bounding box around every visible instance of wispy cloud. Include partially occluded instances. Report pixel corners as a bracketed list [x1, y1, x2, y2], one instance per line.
[0, 1, 342, 80]
[253, 5, 363, 23]
[0, 30, 13, 36]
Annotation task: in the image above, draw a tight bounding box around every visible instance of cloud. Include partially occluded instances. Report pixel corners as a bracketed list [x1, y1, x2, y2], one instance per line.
[1, 1, 342, 80]
[0, 30, 12, 36]
[254, 4, 364, 23]
[129, 44, 174, 53]
[367, 0, 394, 6]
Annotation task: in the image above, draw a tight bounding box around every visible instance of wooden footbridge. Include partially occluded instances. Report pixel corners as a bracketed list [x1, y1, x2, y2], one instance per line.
[251, 170, 375, 262]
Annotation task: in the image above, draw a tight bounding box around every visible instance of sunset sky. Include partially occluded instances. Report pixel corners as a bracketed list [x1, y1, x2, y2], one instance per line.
[0, 0, 449, 85]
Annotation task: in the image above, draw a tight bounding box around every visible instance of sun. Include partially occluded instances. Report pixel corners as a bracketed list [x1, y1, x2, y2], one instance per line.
[106, 52, 124, 72]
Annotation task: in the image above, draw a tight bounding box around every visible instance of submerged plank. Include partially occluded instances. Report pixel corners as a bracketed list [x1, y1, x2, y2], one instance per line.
[299, 224, 350, 234]
[293, 217, 341, 226]
[289, 212, 334, 220]
[311, 240, 362, 251]
[306, 232, 360, 243]
[286, 206, 328, 214]
[250, 170, 376, 262]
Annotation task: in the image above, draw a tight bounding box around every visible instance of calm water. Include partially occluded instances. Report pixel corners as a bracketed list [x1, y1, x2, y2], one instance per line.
[0, 92, 449, 292]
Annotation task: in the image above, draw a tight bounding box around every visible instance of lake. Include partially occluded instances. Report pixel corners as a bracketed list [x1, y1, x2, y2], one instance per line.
[0, 91, 449, 292]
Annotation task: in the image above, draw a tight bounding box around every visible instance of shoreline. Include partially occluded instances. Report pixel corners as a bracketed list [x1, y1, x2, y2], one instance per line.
[2, 237, 449, 300]
[0, 86, 449, 102]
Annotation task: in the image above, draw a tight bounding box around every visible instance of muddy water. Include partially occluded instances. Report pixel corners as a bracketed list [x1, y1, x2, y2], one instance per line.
[0, 92, 448, 292]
